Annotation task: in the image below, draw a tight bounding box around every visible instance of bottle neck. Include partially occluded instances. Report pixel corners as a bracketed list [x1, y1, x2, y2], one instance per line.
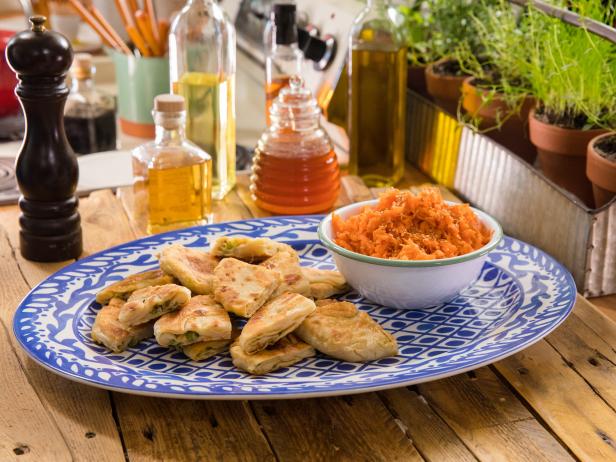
[155, 124, 186, 144]
[72, 77, 94, 93]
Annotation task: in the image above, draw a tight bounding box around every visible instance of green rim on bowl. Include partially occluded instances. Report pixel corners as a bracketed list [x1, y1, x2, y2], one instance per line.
[318, 200, 504, 268]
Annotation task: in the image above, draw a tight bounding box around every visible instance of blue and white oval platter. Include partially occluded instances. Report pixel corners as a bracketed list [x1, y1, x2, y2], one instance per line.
[13, 216, 576, 399]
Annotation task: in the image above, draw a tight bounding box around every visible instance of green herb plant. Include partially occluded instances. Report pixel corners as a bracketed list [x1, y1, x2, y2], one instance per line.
[524, 0, 616, 129]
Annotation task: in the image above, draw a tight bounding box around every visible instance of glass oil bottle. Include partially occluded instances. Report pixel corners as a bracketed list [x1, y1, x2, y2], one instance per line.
[348, 0, 407, 187]
[251, 76, 340, 215]
[64, 53, 116, 154]
[169, 0, 236, 199]
[265, 3, 303, 125]
[132, 94, 212, 234]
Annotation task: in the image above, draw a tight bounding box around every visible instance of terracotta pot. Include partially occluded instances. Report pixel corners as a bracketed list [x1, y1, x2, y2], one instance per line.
[407, 64, 430, 99]
[529, 109, 606, 206]
[587, 133, 616, 207]
[425, 58, 467, 115]
[462, 78, 536, 164]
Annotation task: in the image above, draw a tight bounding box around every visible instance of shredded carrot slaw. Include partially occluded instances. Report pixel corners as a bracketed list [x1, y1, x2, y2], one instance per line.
[332, 188, 492, 260]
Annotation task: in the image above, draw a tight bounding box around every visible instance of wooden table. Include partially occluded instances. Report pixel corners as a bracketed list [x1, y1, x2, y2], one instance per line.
[1, 170, 616, 462]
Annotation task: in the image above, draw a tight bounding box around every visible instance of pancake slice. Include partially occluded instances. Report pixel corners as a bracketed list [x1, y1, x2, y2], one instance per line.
[159, 244, 219, 294]
[302, 267, 349, 299]
[95, 269, 174, 305]
[260, 251, 310, 297]
[91, 298, 154, 352]
[239, 292, 316, 354]
[211, 236, 293, 262]
[154, 295, 232, 347]
[231, 334, 315, 375]
[213, 258, 280, 317]
[295, 300, 398, 362]
[119, 284, 191, 327]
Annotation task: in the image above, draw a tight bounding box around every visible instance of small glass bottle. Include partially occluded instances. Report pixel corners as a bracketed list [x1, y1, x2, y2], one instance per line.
[251, 76, 340, 215]
[348, 0, 407, 187]
[265, 3, 303, 125]
[132, 94, 212, 234]
[64, 53, 117, 155]
[169, 0, 236, 199]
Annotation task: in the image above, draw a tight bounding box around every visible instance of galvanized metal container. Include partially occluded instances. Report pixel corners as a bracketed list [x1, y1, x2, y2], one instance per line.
[406, 91, 615, 296]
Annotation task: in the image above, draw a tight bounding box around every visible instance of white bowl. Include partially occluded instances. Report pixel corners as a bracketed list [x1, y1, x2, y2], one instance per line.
[318, 200, 503, 309]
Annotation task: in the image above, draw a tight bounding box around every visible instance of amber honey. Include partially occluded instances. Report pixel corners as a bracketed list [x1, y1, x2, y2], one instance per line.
[251, 148, 340, 214]
[251, 77, 340, 215]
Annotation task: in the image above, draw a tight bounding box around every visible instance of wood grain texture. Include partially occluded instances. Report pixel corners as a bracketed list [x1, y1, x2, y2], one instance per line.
[589, 295, 616, 323]
[494, 340, 616, 461]
[417, 367, 573, 461]
[0, 226, 108, 462]
[115, 395, 274, 462]
[252, 394, 424, 462]
[378, 388, 477, 462]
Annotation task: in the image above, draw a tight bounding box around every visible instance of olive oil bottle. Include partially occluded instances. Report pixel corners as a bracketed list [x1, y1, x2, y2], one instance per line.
[349, 0, 407, 187]
[132, 95, 212, 234]
[169, 0, 237, 199]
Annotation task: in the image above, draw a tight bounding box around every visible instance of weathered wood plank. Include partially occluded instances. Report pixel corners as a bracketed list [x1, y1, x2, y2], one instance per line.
[588, 295, 616, 323]
[545, 313, 616, 410]
[0, 201, 127, 462]
[574, 296, 616, 349]
[0, 206, 69, 285]
[379, 388, 477, 462]
[212, 188, 254, 222]
[0, 227, 90, 462]
[494, 340, 616, 461]
[115, 396, 274, 462]
[417, 367, 573, 461]
[252, 394, 424, 462]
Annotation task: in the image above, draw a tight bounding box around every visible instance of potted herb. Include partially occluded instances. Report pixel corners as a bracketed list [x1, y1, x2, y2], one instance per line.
[419, 0, 496, 114]
[525, 0, 616, 206]
[587, 133, 616, 206]
[457, 1, 536, 163]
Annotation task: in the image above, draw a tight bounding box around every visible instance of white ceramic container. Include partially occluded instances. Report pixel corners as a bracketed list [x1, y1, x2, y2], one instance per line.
[318, 200, 503, 309]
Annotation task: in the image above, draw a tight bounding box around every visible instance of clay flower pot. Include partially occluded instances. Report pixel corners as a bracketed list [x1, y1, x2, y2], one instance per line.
[529, 109, 606, 206]
[407, 63, 430, 99]
[425, 58, 467, 115]
[587, 133, 616, 207]
[462, 78, 536, 164]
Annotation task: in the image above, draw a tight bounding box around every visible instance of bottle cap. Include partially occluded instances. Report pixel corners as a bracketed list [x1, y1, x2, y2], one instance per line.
[272, 3, 297, 45]
[154, 94, 185, 112]
[71, 53, 93, 79]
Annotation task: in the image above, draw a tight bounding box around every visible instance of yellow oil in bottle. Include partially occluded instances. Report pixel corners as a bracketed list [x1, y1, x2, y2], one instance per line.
[349, 47, 407, 187]
[173, 72, 236, 199]
[146, 155, 212, 234]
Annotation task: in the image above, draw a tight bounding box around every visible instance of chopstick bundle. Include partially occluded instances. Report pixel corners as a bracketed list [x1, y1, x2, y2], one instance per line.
[67, 0, 170, 57]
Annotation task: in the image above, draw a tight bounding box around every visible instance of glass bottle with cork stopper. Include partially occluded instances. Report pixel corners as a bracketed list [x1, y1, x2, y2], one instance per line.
[251, 76, 340, 214]
[132, 94, 212, 234]
[265, 3, 303, 125]
[64, 53, 117, 155]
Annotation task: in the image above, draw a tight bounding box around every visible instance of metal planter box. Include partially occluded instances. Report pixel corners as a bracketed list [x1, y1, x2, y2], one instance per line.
[406, 91, 615, 297]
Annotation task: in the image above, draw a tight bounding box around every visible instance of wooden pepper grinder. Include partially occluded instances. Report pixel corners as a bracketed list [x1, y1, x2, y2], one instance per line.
[6, 16, 83, 262]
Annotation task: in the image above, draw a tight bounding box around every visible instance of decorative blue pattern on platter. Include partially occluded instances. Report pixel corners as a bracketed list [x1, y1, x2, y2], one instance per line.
[13, 216, 576, 399]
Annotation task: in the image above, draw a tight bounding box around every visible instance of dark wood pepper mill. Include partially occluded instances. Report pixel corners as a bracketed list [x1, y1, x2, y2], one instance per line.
[6, 16, 83, 262]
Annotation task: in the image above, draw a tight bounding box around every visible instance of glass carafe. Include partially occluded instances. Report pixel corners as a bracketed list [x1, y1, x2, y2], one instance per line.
[169, 0, 236, 199]
[251, 76, 340, 215]
[348, 0, 407, 187]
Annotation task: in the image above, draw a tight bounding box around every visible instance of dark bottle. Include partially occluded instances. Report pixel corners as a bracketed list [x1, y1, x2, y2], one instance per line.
[6, 16, 83, 262]
[64, 53, 117, 154]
